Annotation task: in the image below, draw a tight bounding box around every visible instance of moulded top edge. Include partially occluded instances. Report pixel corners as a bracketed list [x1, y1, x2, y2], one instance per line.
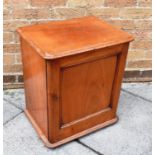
[17, 16, 134, 59]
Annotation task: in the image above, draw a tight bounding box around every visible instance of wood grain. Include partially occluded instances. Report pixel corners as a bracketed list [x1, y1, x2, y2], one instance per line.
[17, 16, 134, 59]
[18, 16, 134, 147]
[47, 44, 125, 142]
[20, 38, 48, 137]
[61, 56, 117, 125]
[25, 109, 118, 148]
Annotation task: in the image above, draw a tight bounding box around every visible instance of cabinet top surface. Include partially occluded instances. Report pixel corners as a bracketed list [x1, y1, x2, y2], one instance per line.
[17, 16, 134, 59]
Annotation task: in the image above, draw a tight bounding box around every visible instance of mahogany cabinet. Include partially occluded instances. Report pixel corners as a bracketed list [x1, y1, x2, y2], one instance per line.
[17, 16, 134, 148]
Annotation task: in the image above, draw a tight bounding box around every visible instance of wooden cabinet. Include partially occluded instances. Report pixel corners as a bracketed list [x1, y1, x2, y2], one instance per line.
[17, 16, 134, 148]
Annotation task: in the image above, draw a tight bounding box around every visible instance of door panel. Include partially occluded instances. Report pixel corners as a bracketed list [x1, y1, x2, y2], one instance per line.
[47, 44, 128, 143]
[60, 56, 117, 126]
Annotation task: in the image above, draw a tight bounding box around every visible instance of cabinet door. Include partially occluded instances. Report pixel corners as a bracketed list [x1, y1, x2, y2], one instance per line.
[47, 44, 128, 143]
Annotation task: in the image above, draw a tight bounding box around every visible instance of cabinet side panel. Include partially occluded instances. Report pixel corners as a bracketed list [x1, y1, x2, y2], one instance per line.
[21, 38, 48, 137]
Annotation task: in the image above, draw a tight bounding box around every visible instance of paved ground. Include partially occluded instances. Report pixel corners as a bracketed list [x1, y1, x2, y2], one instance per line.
[3, 83, 152, 155]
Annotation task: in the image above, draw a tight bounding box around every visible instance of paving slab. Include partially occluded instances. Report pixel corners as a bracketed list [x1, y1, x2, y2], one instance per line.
[3, 100, 22, 124]
[3, 83, 152, 154]
[3, 89, 25, 110]
[122, 82, 152, 101]
[3, 113, 97, 155]
[79, 91, 152, 155]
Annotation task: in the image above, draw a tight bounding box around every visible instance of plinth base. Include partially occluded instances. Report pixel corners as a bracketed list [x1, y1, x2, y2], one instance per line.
[25, 109, 118, 148]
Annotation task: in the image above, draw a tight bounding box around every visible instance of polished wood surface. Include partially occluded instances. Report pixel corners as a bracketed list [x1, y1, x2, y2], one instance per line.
[20, 38, 48, 137]
[25, 109, 118, 148]
[18, 16, 133, 147]
[61, 56, 117, 125]
[17, 16, 134, 59]
[47, 44, 129, 143]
